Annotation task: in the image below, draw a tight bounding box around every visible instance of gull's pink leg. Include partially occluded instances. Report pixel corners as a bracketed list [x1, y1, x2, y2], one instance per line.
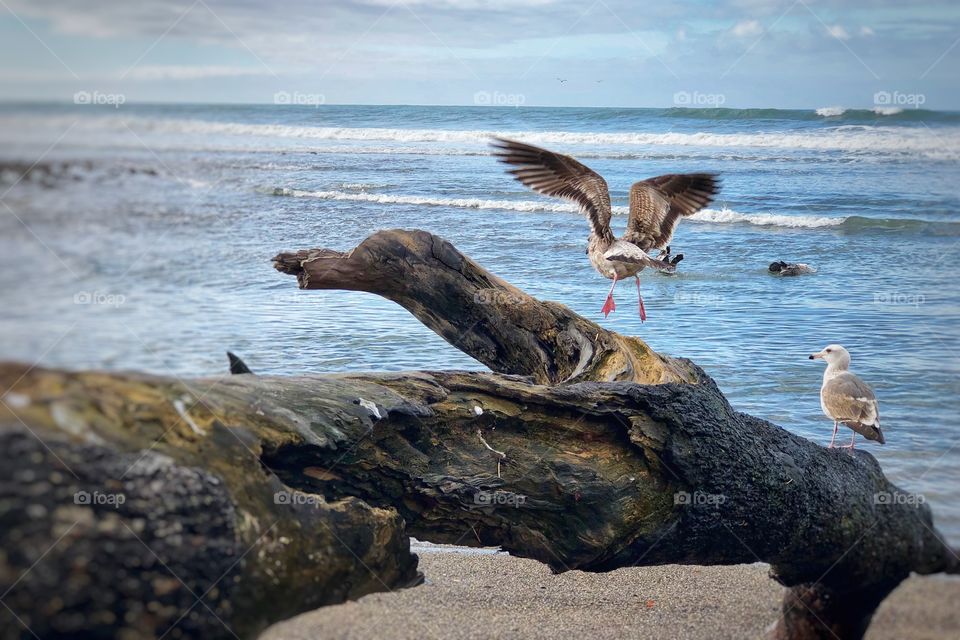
[828, 420, 839, 448]
[840, 431, 857, 450]
[635, 276, 646, 322]
[601, 275, 618, 317]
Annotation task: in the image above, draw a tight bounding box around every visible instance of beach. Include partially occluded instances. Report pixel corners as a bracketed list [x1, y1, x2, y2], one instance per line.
[262, 547, 960, 640]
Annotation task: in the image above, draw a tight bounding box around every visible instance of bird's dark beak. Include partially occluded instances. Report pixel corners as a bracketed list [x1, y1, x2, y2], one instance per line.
[808, 355, 815, 360]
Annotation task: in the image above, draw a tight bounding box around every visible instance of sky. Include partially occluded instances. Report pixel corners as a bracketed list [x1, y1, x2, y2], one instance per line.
[0, 0, 958, 109]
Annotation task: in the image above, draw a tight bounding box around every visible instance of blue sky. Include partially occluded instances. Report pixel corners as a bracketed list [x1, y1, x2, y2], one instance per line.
[1, 0, 958, 108]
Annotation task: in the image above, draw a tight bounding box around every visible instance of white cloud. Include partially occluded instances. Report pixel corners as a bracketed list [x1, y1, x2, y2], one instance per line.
[826, 25, 850, 40]
[125, 65, 272, 80]
[732, 20, 763, 38]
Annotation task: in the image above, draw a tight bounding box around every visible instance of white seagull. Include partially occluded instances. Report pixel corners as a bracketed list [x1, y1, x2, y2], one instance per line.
[809, 344, 885, 449]
[492, 138, 719, 320]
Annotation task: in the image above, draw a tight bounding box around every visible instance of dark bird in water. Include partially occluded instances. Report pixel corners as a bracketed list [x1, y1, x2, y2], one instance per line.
[492, 137, 719, 320]
[227, 351, 253, 375]
[809, 344, 884, 449]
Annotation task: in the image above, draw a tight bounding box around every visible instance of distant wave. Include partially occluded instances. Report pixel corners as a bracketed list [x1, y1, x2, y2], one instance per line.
[663, 106, 958, 123]
[131, 118, 956, 159]
[816, 106, 847, 117]
[5, 113, 955, 161]
[269, 187, 960, 235]
[690, 207, 843, 228]
[267, 187, 587, 213]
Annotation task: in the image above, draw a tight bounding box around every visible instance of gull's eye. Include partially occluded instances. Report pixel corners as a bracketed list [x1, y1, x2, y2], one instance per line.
[826, 349, 832, 353]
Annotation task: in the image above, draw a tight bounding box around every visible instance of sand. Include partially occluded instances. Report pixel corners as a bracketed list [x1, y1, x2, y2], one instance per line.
[261, 546, 960, 640]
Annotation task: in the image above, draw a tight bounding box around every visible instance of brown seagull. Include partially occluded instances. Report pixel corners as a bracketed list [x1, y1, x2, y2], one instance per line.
[492, 137, 719, 320]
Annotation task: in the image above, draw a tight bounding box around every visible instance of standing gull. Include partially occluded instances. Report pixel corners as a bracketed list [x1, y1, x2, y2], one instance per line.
[491, 138, 719, 320]
[809, 344, 885, 448]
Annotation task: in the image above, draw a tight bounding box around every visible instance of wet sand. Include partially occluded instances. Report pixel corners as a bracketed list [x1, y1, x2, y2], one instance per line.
[261, 547, 960, 640]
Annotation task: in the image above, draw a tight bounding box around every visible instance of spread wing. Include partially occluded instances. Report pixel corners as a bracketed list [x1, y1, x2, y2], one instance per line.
[491, 137, 613, 241]
[823, 372, 880, 427]
[624, 174, 720, 250]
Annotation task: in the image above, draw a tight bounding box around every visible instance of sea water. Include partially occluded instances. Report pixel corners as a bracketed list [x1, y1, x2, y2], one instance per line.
[0, 103, 958, 540]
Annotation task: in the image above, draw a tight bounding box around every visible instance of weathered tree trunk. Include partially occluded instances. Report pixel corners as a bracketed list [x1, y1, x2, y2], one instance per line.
[271, 230, 958, 639]
[272, 229, 692, 386]
[0, 366, 420, 640]
[1, 230, 954, 640]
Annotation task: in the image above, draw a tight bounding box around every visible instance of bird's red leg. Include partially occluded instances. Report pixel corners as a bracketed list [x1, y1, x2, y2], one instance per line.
[635, 276, 646, 322]
[601, 275, 618, 317]
[829, 420, 839, 448]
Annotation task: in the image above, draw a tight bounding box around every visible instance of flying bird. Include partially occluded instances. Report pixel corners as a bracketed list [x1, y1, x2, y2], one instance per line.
[491, 137, 719, 319]
[809, 344, 885, 449]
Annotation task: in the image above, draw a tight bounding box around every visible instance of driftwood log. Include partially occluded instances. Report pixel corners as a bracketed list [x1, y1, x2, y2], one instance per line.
[1, 229, 955, 640]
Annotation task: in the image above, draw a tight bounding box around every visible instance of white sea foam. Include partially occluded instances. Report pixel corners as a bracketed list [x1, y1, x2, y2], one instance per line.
[872, 106, 904, 116]
[816, 106, 847, 117]
[690, 207, 844, 228]
[3, 113, 956, 160]
[272, 187, 848, 230]
[271, 187, 592, 213]
[339, 182, 390, 190]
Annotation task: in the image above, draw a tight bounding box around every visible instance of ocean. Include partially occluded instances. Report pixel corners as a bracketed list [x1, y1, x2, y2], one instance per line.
[0, 103, 958, 541]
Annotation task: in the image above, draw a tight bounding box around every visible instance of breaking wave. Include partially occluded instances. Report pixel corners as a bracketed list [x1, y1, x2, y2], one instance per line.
[267, 187, 960, 235]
